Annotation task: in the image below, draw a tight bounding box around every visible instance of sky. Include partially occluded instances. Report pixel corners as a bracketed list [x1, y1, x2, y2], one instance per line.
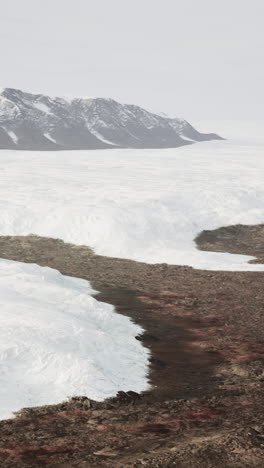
[0, 0, 263, 130]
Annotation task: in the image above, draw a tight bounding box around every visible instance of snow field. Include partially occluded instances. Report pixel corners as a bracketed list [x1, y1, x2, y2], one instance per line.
[0, 140, 264, 270]
[0, 259, 149, 420]
[1, 139, 264, 419]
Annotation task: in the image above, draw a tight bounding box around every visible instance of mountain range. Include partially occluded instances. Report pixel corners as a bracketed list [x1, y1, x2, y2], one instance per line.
[0, 88, 223, 150]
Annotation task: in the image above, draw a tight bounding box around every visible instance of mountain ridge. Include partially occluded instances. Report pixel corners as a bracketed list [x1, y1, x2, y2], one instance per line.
[0, 87, 223, 150]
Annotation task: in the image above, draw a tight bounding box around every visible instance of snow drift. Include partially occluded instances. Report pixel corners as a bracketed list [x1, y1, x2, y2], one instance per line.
[0, 259, 149, 420]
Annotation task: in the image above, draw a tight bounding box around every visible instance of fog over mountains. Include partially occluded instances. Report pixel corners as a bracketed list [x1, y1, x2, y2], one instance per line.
[0, 88, 223, 150]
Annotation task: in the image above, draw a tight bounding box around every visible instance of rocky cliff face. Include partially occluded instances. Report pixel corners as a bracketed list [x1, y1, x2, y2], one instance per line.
[0, 88, 223, 150]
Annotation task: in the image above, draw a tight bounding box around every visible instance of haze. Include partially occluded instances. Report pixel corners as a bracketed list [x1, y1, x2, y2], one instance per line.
[0, 0, 263, 131]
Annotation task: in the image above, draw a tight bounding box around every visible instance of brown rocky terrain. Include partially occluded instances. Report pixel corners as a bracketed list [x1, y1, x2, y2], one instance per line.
[196, 223, 264, 263]
[0, 225, 264, 467]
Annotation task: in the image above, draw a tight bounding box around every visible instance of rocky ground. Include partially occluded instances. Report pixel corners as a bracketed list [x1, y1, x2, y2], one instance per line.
[0, 225, 264, 467]
[196, 223, 264, 263]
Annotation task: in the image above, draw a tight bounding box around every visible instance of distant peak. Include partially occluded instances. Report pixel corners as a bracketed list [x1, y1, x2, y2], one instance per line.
[0, 86, 223, 150]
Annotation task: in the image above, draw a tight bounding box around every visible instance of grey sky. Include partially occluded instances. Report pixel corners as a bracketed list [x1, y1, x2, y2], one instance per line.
[0, 0, 263, 125]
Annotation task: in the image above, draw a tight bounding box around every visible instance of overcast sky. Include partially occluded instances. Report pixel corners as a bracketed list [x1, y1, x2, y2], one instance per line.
[0, 0, 263, 127]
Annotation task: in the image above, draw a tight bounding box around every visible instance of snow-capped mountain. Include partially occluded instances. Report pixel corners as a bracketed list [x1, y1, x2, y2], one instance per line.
[0, 88, 223, 150]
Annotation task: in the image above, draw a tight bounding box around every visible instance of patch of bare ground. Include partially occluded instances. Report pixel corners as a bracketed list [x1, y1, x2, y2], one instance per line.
[0, 226, 263, 467]
[196, 223, 264, 263]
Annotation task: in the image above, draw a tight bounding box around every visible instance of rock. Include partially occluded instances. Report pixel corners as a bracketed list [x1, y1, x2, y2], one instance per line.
[87, 418, 98, 425]
[96, 425, 107, 431]
[94, 447, 118, 457]
[126, 391, 142, 400]
[91, 410, 104, 417]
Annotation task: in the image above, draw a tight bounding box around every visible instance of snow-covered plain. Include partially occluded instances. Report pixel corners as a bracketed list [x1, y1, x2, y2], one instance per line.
[0, 259, 149, 420]
[0, 140, 264, 270]
[1, 139, 264, 419]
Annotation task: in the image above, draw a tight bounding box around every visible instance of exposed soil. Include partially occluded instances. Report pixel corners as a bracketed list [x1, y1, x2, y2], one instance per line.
[196, 223, 264, 263]
[0, 225, 264, 467]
